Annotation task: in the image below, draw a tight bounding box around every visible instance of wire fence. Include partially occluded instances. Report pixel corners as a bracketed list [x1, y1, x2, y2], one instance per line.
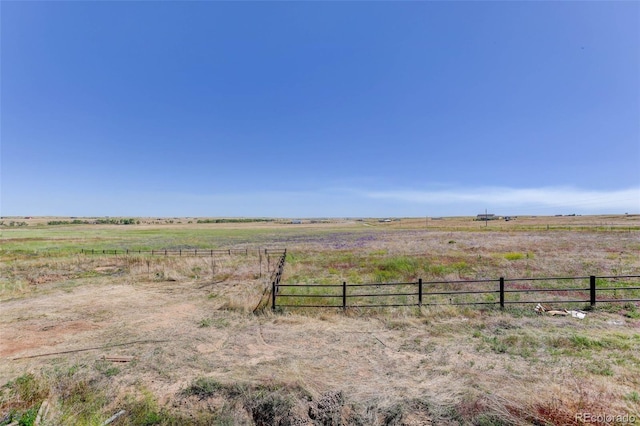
[80, 248, 286, 257]
[79, 248, 639, 312]
[253, 249, 287, 313]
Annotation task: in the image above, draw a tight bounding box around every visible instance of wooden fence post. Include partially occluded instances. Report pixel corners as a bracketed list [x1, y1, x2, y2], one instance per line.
[418, 278, 423, 307]
[499, 277, 505, 309]
[590, 276, 596, 307]
[342, 281, 347, 311]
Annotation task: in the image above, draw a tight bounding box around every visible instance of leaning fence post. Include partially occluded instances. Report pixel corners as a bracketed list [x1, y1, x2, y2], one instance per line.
[499, 277, 505, 309]
[272, 281, 277, 311]
[342, 281, 347, 311]
[590, 276, 596, 307]
[418, 278, 423, 307]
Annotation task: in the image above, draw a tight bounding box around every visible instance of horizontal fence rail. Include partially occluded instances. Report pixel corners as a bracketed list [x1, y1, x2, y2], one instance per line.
[273, 275, 640, 311]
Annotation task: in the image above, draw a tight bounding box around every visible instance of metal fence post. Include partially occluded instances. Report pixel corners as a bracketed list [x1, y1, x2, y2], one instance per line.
[418, 278, 423, 307]
[499, 277, 505, 309]
[272, 281, 276, 311]
[590, 275, 596, 307]
[343, 281, 347, 311]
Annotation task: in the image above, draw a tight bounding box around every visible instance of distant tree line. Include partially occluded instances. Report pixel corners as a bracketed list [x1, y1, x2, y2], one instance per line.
[196, 218, 274, 224]
[47, 218, 140, 225]
[47, 219, 90, 225]
[0, 221, 28, 227]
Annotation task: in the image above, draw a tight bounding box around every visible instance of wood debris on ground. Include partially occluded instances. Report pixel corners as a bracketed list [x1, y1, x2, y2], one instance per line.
[101, 355, 136, 362]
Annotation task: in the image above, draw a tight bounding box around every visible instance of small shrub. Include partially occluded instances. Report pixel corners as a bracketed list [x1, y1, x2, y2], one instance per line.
[123, 388, 165, 425]
[625, 391, 640, 402]
[95, 360, 120, 377]
[373, 269, 396, 283]
[483, 336, 507, 354]
[183, 377, 225, 399]
[586, 360, 614, 376]
[246, 389, 293, 426]
[198, 318, 212, 328]
[570, 334, 604, 349]
[5, 373, 49, 407]
[17, 406, 38, 426]
[504, 252, 524, 261]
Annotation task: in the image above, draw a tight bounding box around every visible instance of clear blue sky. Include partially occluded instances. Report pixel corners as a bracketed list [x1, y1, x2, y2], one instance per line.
[2, 1, 639, 217]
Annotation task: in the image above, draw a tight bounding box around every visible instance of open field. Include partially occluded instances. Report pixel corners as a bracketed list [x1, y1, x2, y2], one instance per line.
[1, 216, 640, 425]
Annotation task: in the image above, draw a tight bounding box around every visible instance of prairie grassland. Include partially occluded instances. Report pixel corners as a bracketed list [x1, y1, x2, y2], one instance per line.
[1, 216, 640, 425]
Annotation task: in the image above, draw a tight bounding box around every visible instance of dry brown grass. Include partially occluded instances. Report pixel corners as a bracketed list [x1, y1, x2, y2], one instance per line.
[1, 216, 639, 424]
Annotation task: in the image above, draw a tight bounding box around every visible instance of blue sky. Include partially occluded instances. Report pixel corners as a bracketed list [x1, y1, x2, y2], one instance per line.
[2, 1, 639, 217]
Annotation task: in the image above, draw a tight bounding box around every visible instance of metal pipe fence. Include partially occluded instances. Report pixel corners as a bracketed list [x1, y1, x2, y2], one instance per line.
[273, 275, 640, 311]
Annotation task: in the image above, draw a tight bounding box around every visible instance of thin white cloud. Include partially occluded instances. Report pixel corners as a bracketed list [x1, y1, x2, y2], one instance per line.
[5, 186, 639, 217]
[362, 186, 640, 213]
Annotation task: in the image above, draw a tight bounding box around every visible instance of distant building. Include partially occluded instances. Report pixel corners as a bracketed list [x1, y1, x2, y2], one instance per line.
[476, 214, 497, 221]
